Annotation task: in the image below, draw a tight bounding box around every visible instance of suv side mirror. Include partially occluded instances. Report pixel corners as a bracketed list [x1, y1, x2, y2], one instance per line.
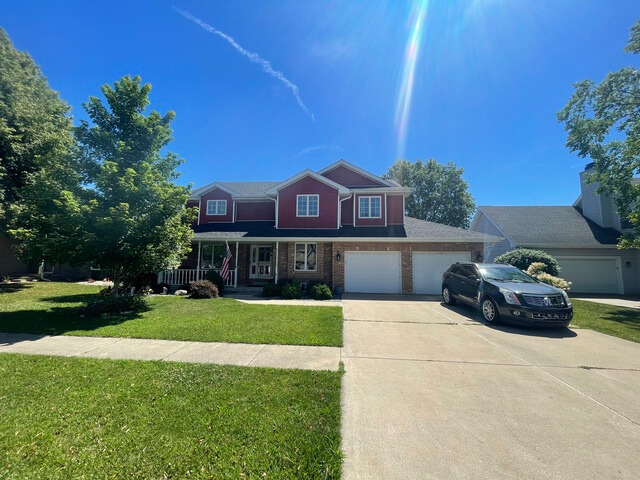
[469, 274, 480, 284]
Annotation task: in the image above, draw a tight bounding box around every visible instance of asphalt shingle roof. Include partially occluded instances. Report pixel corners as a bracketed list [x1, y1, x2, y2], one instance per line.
[190, 181, 279, 198]
[193, 217, 500, 242]
[479, 206, 621, 246]
[217, 182, 279, 197]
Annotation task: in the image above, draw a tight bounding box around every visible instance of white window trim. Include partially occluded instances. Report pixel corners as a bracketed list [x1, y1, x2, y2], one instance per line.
[294, 242, 318, 271]
[206, 199, 227, 216]
[358, 196, 382, 219]
[296, 194, 320, 217]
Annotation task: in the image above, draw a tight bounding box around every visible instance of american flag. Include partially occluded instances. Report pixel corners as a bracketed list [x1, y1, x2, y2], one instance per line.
[221, 241, 232, 282]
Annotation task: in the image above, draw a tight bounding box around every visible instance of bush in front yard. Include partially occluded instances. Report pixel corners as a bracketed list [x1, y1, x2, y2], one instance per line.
[281, 282, 302, 300]
[262, 282, 282, 297]
[494, 248, 560, 276]
[203, 270, 225, 293]
[81, 294, 149, 316]
[525, 263, 572, 291]
[310, 283, 333, 300]
[188, 280, 219, 299]
[154, 282, 171, 294]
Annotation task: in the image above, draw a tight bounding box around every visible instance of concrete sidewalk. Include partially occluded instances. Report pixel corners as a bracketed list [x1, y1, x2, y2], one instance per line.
[573, 296, 640, 309]
[0, 332, 340, 371]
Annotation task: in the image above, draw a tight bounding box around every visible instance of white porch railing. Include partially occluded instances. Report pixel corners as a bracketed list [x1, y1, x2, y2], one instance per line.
[160, 268, 237, 288]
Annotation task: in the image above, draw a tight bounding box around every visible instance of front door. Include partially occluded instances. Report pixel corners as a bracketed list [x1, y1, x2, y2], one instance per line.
[249, 245, 273, 280]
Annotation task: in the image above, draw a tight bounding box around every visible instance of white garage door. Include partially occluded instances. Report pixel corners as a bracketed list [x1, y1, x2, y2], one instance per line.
[344, 251, 401, 294]
[413, 252, 471, 294]
[556, 257, 622, 294]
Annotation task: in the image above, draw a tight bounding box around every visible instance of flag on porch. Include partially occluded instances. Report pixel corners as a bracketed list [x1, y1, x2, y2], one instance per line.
[221, 241, 232, 282]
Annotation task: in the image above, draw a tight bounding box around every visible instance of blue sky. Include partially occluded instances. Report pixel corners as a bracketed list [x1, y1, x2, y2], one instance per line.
[3, 1, 639, 206]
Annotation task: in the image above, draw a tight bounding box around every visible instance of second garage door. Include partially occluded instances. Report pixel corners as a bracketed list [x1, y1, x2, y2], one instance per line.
[344, 251, 402, 294]
[413, 252, 471, 294]
[556, 257, 622, 294]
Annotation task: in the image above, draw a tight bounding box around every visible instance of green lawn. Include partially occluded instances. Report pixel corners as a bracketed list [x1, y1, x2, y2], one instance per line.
[0, 282, 343, 346]
[0, 353, 342, 479]
[571, 299, 640, 343]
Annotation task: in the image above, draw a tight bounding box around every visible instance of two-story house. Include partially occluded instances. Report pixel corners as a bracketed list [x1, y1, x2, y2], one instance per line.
[164, 160, 499, 294]
[471, 163, 640, 295]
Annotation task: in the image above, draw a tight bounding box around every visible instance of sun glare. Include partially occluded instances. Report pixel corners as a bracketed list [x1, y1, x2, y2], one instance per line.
[395, 0, 429, 158]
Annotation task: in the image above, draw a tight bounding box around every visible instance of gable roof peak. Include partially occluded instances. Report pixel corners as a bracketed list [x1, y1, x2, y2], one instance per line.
[318, 159, 395, 187]
[264, 169, 350, 196]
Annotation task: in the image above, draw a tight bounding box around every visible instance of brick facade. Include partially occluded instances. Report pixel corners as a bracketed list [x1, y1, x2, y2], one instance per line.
[185, 240, 482, 294]
[277, 242, 333, 285]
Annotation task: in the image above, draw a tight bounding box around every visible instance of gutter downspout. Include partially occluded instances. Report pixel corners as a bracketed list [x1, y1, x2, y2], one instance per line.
[235, 241, 239, 288]
[275, 241, 279, 284]
[196, 241, 202, 280]
[340, 193, 354, 227]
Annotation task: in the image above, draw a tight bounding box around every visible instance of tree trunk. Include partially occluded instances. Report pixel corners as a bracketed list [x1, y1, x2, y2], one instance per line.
[111, 270, 121, 296]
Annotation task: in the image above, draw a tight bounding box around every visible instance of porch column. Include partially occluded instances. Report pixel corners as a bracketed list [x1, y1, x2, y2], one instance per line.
[196, 241, 202, 280]
[234, 241, 239, 288]
[274, 241, 279, 284]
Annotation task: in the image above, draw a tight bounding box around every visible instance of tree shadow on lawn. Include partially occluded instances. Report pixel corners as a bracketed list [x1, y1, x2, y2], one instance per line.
[0, 306, 145, 337]
[601, 308, 640, 331]
[0, 283, 34, 294]
[41, 293, 99, 304]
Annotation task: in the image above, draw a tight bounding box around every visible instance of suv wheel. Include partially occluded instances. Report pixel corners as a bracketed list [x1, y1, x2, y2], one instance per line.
[442, 286, 456, 305]
[481, 297, 500, 323]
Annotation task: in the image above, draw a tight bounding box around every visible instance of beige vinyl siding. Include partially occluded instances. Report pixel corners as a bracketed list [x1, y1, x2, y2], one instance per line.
[472, 212, 512, 261]
[542, 247, 640, 295]
[579, 171, 604, 226]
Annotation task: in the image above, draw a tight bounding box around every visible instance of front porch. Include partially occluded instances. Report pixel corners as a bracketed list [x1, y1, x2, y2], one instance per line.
[161, 241, 279, 288]
[161, 240, 333, 289]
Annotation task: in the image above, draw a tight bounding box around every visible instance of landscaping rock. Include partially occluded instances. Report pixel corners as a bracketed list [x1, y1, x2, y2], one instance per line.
[174, 289, 187, 296]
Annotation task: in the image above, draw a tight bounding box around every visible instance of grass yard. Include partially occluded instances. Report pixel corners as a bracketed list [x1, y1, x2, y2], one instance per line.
[0, 282, 343, 346]
[571, 299, 640, 343]
[0, 353, 342, 479]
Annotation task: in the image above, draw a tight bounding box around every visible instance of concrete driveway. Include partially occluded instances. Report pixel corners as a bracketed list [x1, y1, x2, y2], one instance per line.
[340, 294, 640, 480]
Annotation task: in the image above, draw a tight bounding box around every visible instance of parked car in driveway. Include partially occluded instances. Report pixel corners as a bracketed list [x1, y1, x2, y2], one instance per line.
[441, 262, 573, 327]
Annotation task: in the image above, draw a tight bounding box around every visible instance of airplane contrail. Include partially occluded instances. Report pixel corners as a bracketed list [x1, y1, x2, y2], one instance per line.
[173, 6, 315, 120]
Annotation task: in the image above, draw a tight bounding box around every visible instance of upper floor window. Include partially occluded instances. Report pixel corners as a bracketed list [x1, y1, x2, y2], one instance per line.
[206, 199, 227, 216]
[359, 196, 381, 218]
[297, 194, 319, 217]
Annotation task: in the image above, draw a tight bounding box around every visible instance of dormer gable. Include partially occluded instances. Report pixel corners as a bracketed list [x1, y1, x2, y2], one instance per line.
[265, 169, 350, 196]
[319, 160, 394, 188]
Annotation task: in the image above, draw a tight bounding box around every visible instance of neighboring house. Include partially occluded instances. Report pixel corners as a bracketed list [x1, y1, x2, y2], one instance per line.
[0, 237, 103, 281]
[471, 163, 640, 295]
[165, 160, 500, 294]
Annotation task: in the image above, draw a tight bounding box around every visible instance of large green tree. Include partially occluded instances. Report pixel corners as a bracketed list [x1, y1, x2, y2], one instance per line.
[11, 76, 196, 293]
[383, 159, 475, 228]
[558, 20, 640, 248]
[0, 28, 76, 232]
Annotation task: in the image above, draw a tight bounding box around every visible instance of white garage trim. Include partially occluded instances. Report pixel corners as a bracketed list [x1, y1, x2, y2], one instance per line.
[412, 251, 471, 295]
[344, 251, 402, 294]
[556, 255, 624, 295]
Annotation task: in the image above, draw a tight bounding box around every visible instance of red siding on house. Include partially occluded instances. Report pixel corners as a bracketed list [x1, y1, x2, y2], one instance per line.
[235, 201, 275, 221]
[322, 165, 385, 187]
[199, 188, 234, 224]
[341, 196, 354, 225]
[386, 195, 404, 225]
[278, 175, 339, 229]
[354, 193, 386, 226]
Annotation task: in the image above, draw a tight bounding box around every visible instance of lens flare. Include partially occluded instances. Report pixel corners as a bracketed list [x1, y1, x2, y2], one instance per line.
[395, 0, 429, 158]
